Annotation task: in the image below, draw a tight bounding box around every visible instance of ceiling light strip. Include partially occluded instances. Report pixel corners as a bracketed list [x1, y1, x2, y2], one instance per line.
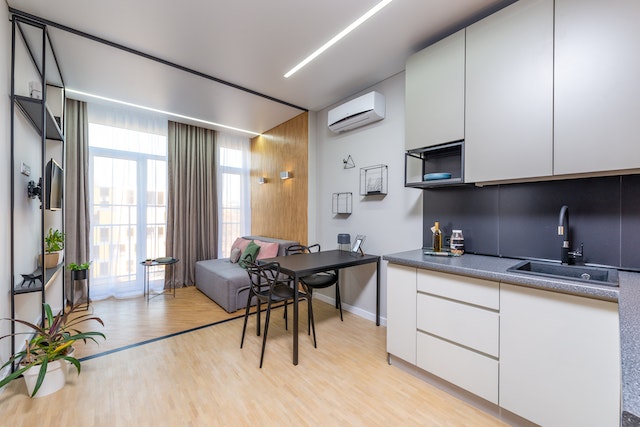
[66, 89, 261, 136]
[9, 7, 308, 113]
[284, 0, 395, 78]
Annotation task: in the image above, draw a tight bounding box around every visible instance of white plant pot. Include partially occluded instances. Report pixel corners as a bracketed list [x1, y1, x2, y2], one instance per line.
[22, 360, 67, 398]
[65, 347, 77, 376]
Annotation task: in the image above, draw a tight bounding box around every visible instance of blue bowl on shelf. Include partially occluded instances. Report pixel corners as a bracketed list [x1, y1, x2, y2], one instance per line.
[423, 173, 452, 181]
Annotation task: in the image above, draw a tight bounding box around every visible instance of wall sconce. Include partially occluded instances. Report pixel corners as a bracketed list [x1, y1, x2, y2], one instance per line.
[257, 177, 266, 184]
[280, 171, 292, 180]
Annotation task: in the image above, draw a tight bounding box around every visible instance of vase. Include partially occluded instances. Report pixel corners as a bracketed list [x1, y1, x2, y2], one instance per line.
[38, 253, 60, 269]
[22, 360, 67, 398]
[71, 269, 87, 280]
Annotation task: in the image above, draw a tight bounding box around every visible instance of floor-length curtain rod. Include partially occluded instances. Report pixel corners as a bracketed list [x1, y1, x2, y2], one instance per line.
[9, 7, 308, 113]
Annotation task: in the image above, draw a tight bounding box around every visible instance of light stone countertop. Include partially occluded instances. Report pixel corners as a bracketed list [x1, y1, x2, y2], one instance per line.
[383, 249, 640, 425]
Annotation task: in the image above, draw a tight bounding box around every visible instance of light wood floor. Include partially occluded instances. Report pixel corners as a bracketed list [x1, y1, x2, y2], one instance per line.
[1, 287, 508, 426]
[70, 286, 245, 359]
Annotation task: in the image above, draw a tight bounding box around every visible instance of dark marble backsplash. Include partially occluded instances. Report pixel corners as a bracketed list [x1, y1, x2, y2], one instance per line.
[423, 174, 640, 269]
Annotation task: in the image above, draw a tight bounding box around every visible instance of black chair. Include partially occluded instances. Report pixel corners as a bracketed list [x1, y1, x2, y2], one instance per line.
[240, 261, 316, 367]
[286, 244, 343, 328]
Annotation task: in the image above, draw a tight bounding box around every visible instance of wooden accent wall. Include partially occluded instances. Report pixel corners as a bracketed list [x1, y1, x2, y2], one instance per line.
[250, 112, 308, 245]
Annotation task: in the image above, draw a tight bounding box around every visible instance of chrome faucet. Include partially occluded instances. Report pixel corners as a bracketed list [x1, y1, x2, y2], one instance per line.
[558, 205, 583, 264]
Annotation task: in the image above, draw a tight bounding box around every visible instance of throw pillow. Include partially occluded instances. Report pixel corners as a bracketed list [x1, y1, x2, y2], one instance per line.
[230, 237, 250, 255]
[239, 240, 261, 269]
[255, 240, 280, 259]
[229, 247, 242, 263]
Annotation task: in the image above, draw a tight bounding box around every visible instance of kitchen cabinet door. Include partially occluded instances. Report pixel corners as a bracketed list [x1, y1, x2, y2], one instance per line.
[554, 0, 640, 175]
[465, 0, 553, 183]
[386, 264, 416, 364]
[405, 29, 465, 150]
[415, 269, 500, 404]
[500, 284, 620, 427]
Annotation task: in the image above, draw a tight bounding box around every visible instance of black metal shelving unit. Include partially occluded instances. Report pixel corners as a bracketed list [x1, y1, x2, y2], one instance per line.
[9, 14, 66, 371]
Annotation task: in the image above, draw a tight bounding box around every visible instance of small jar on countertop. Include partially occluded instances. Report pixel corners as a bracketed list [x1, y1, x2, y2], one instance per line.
[450, 229, 465, 255]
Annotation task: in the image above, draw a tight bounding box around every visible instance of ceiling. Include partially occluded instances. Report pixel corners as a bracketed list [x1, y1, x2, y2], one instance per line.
[7, 0, 514, 135]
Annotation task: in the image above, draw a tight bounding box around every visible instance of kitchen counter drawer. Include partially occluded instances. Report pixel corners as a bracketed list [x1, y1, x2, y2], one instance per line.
[417, 332, 499, 404]
[417, 269, 499, 309]
[417, 293, 499, 357]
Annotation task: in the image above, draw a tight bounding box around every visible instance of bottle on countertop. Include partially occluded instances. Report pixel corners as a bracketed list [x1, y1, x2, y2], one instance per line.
[450, 229, 465, 255]
[432, 221, 442, 252]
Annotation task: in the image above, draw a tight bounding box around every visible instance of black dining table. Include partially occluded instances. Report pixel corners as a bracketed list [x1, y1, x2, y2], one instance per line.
[259, 249, 380, 365]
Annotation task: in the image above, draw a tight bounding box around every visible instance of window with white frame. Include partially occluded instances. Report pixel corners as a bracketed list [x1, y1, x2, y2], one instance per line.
[88, 104, 167, 300]
[217, 132, 251, 258]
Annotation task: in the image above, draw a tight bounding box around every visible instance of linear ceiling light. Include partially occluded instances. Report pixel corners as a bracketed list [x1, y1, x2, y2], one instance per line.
[284, 0, 395, 78]
[66, 88, 262, 136]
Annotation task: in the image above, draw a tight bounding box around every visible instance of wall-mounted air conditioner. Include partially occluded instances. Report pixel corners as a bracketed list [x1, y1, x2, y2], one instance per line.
[328, 91, 385, 133]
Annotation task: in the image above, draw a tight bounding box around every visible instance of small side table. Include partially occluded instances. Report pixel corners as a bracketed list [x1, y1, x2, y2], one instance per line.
[140, 258, 179, 303]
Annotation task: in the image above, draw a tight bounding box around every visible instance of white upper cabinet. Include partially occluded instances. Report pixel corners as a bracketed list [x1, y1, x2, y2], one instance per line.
[465, 0, 554, 183]
[554, 0, 640, 175]
[405, 29, 465, 150]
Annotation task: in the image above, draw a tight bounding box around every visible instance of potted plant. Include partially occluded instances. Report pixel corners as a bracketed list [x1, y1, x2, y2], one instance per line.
[67, 261, 91, 280]
[0, 303, 105, 398]
[40, 228, 65, 269]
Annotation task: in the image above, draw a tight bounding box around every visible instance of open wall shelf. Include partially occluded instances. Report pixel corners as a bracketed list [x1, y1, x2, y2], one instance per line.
[13, 263, 64, 295]
[360, 164, 388, 196]
[14, 95, 64, 141]
[332, 192, 352, 214]
[405, 141, 466, 188]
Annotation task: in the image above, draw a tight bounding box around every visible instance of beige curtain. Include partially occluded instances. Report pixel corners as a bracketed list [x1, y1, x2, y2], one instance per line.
[64, 99, 91, 303]
[167, 121, 218, 287]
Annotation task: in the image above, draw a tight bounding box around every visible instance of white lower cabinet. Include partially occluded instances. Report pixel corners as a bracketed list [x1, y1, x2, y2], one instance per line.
[415, 270, 500, 404]
[500, 283, 620, 427]
[386, 264, 621, 426]
[416, 333, 499, 404]
[386, 264, 417, 364]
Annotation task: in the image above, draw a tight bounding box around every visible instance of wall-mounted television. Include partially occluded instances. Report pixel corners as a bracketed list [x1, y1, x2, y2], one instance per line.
[45, 158, 63, 211]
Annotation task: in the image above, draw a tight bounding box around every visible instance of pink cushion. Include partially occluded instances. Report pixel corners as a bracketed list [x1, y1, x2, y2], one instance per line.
[230, 237, 250, 256]
[255, 240, 279, 260]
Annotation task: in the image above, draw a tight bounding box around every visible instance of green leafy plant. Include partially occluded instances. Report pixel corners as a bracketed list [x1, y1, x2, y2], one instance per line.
[67, 261, 91, 271]
[44, 228, 65, 254]
[0, 303, 105, 397]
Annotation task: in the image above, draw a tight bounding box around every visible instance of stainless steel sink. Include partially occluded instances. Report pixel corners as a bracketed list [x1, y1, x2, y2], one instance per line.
[507, 260, 619, 287]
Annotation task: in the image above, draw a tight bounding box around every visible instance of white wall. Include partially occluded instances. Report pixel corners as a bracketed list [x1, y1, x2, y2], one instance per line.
[1, 4, 13, 381]
[310, 72, 423, 324]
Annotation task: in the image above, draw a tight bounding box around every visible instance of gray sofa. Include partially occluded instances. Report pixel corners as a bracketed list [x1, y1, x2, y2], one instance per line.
[195, 235, 299, 312]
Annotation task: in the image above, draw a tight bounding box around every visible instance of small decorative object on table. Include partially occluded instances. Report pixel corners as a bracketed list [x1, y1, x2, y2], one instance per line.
[351, 235, 366, 256]
[338, 233, 351, 251]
